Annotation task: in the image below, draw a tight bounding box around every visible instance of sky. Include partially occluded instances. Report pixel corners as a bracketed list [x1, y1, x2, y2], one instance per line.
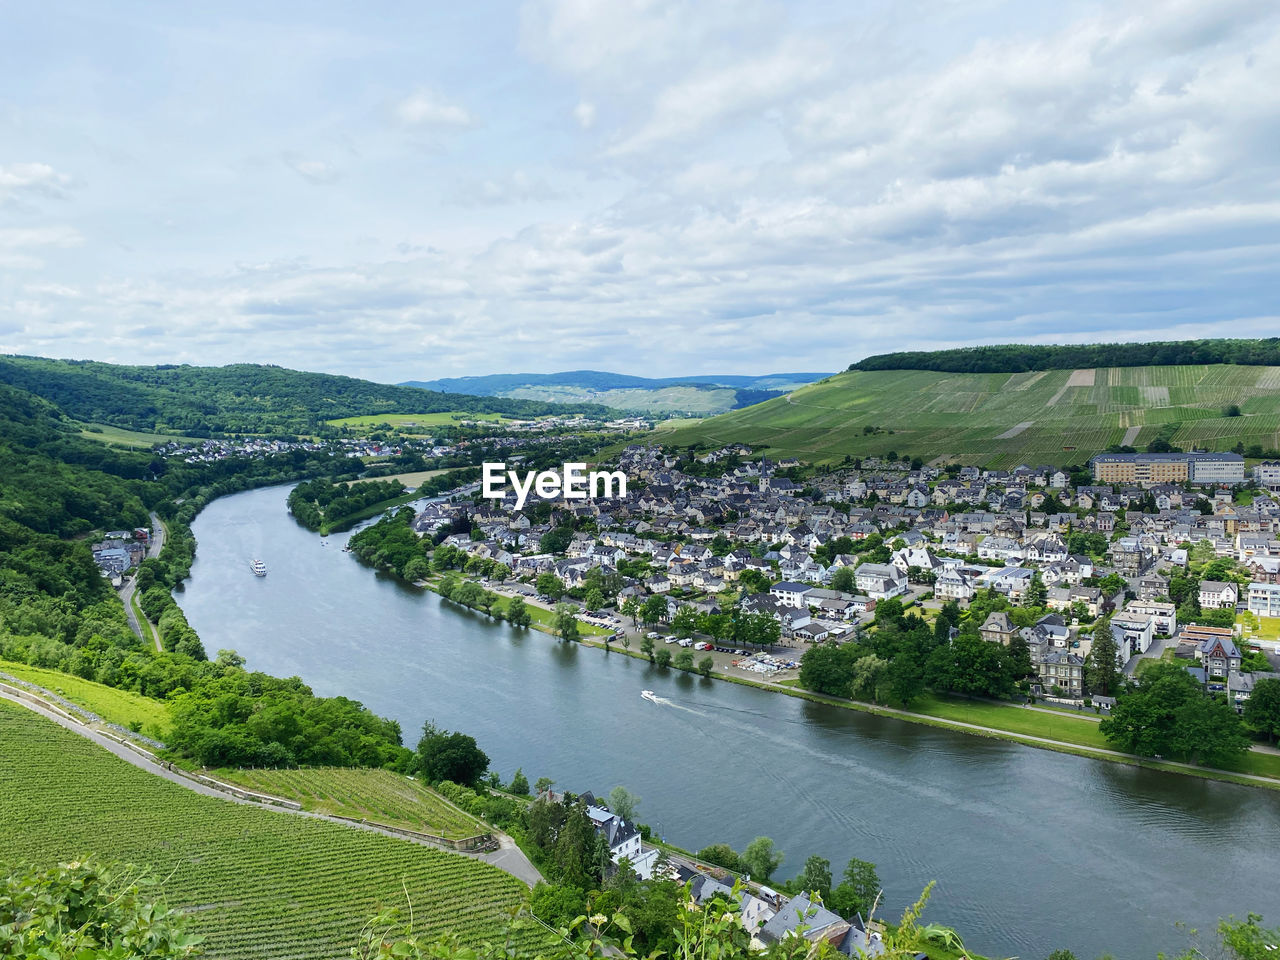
[2, 0, 1278, 384]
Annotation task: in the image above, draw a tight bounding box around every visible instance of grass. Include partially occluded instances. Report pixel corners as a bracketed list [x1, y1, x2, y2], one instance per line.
[655, 364, 1280, 467]
[351, 468, 449, 488]
[0, 699, 544, 960]
[1238, 614, 1280, 642]
[0, 659, 170, 740]
[327, 411, 514, 430]
[76, 422, 204, 449]
[212, 767, 486, 838]
[907, 693, 1111, 750]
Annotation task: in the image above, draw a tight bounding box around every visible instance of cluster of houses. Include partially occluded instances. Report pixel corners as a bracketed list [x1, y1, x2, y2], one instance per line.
[555, 789, 890, 956]
[90, 528, 149, 581]
[411, 443, 1280, 708]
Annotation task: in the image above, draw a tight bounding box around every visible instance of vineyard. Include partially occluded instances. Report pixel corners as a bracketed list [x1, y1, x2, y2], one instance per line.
[656, 364, 1280, 467]
[0, 659, 170, 739]
[214, 766, 485, 838]
[0, 700, 545, 960]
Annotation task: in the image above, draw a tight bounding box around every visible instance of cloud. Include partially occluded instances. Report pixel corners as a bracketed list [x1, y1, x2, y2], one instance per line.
[395, 89, 474, 128]
[573, 101, 596, 129]
[281, 154, 342, 185]
[447, 170, 564, 207]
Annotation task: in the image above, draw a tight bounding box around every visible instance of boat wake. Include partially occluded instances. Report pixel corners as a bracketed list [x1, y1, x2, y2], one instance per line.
[640, 690, 707, 717]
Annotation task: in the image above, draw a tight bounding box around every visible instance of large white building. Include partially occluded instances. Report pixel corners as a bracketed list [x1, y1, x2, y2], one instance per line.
[1255, 461, 1280, 491]
[1248, 582, 1280, 618]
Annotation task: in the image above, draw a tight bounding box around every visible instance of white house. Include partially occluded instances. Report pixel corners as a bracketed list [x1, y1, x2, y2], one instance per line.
[853, 563, 907, 600]
[1198, 580, 1239, 610]
[1248, 582, 1280, 618]
[770, 581, 810, 609]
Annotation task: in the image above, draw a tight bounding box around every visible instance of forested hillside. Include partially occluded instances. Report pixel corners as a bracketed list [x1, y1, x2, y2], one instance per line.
[0, 381, 410, 768]
[852, 338, 1280, 374]
[0, 355, 609, 435]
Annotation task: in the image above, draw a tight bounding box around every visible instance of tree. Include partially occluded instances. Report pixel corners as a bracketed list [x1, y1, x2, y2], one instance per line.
[1025, 570, 1048, 607]
[640, 636, 655, 662]
[1244, 677, 1280, 744]
[673, 649, 695, 671]
[641, 595, 668, 626]
[506, 595, 533, 627]
[608, 785, 640, 822]
[536, 572, 565, 600]
[886, 636, 927, 708]
[534, 776, 555, 796]
[508, 768, 529, 795]
[796, 855, 832, 901]
[554, 604, 580, 642]
[622, 596, 641, 625]
[829, 858, 880, 919]
[584, 587, 605, 612]
[849, 654, 890, 703]
[416, 722, 489, 787]
[696, 843, 741, 872]
[655, 648, 672, 668]
[671, 605, 698, 639]
[740, 836, 783, 882]
[697, 655, 714, 677]
[1085, 620, 1121, 697]
[830, 566, 856, 593]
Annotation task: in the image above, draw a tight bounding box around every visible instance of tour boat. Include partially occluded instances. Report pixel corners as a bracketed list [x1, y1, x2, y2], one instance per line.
[640, 690, 658, 703]
[250, 559, 267, 577]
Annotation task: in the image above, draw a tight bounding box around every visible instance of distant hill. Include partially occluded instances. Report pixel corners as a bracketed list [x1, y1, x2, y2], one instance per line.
[0, 355, 610, 436]
[655, 362, 1280, 468]
[401, 370, 831, 416]
[851, 338, 1280, 374]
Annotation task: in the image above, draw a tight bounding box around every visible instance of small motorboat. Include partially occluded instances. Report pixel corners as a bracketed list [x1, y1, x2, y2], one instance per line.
[640, 690, 658, 703]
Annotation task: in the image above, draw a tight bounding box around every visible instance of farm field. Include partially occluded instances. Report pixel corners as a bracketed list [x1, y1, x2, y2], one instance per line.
[77, 421, 204, 449]
[0, 659, 170, 739]
[655, 364, 1280, 467]
[0, 700, 542, 960]
[506, 383, 741, 415]
[327, 411, 515, 431]
[214, 766, 486, 838]
[351, 468, 449, 488]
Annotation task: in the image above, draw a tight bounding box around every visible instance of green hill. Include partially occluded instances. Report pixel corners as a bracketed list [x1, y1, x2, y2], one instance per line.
[0, 699, 541, 960]
[655, 364, 1280, 468]
[0, 355, 610, 436]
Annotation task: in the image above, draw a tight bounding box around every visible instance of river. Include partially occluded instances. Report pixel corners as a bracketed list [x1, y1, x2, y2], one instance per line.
[177, 484, 1280, 959]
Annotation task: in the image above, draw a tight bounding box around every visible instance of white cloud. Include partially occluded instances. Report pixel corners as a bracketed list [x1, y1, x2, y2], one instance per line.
[573, 101, 596, 129]
[281, 154, 341, 184]
[395, 89, 474, 128]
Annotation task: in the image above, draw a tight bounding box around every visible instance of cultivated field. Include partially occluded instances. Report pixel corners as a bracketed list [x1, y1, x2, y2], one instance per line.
[0, 659, 170, 739]
[214, 766, 486, 838]
[327, 411, 514, 431]
[507, 383, 741, 415]
[656, 365, 1280, 467]
[77, 422, 203, 449]
[0, 700, 543, 960]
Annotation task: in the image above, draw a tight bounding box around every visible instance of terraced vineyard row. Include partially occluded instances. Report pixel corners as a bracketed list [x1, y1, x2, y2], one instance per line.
[216, 766, 485, 838]
[0, 701, 545, 960]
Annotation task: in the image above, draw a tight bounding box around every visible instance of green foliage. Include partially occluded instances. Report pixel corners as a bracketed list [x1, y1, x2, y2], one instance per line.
[416, 722, 489, 787]
[509, 768, 531, 796]
[1085, 619, 1122, 698]
[739, 836, 783, 882]
[851, 338, 1280, 374]
[828, 858, 881, 921]
[0, 859, 202, 958]
[607, 785, 640, 822]
[0, 355, 602, 434]
[554, 604, 581, 642]
[289, 478, 408, 533]
[1100, 662, 1250, 765]
[1243, 677, 1280, 744]
[695, 844, 742, 873]
[795, 855, 832, 901]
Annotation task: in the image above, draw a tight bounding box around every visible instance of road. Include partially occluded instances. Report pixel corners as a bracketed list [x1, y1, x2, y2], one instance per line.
[0, 689, 543, 886]
[117, 512, 166, 650]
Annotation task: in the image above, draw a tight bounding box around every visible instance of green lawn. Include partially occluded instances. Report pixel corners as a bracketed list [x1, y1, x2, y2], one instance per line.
[909, 693, 1112, 750]
[213, 767, 486, 838]
[655, 364, 1280, 467]
[0, 659, 170, 739]
[0, 699, 543, 960]
[490, 593, 612, 637]
[1238, 614, 1280, 642]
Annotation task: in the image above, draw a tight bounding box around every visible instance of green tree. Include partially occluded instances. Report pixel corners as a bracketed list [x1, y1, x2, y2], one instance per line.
[584, 587, 605, 612]
[1085, 620, 1121, 697]
[641, 595, 668, 626]
[830, 566, 856, 593]
[416, 722, 489, 787]
[829, 858, 880, 920]
[536, 572, 565, 600]
[508, 767, 530, 795]
[506, 595, 533, 627]
[697, 655, 714, 677]
[671, 605, 698, 639]
[673, 649, 695, 671]
[554, 604, 581, 642]
[654, 648, 673, 668]
[534, 776, 555, 796]
[1244, 677, 1280, 744]
[740, 836, 783, 882]
[695, 843, 741, 872]
[607, 785, 640, 822]
[1025, 570, 1048, 607]
[640, 636, 655, 662]
[796, 855, 832, 901]
[621, 596, 641, 625]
